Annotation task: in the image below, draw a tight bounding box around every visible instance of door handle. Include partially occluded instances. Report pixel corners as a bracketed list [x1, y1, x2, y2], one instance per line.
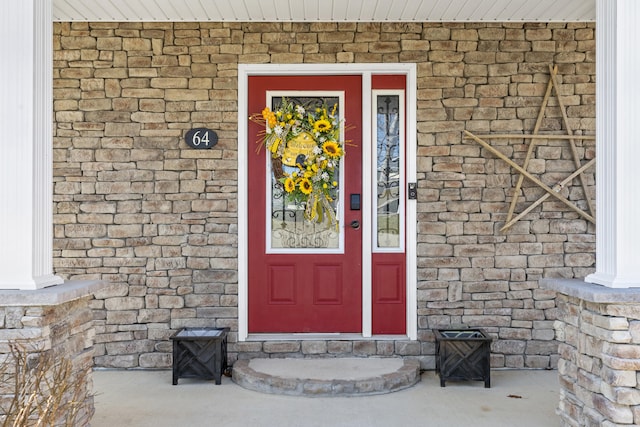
[350, 220, 360, 230]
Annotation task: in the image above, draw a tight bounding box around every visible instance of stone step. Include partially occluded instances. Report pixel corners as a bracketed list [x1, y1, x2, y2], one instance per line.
[232, 357, 421, 397]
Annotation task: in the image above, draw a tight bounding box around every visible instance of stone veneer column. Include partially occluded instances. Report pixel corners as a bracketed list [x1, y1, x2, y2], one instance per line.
[541, 2, 640, 425]
[542, 279, 640, 426]
[0, 3, 108, 424]
[0, 281, 109, 425]
[0, 0, 62, 289]
[585, 0, 640, 288]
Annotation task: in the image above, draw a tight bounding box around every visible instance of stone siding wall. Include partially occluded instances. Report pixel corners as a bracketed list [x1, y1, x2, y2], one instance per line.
[52, 22, 596, 369]
[555, 293, 640, 426]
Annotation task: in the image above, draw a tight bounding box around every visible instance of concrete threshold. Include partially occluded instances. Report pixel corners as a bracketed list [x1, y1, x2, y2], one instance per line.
[232, 357, 420, 397]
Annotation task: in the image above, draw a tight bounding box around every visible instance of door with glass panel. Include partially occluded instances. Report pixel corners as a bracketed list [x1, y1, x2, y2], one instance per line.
[371, 75, 407, 335]
[247, 75, 363, 333]
[247, 74, 407, 335]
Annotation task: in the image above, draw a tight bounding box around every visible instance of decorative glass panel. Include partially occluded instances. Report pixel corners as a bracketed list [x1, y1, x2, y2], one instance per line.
[376, 94, 401, 249]
[269, 95, 342, 251]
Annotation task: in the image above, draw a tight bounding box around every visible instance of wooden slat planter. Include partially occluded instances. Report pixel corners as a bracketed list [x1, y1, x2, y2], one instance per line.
[171, 327, 229, 385]
[434, 329, 492, 388]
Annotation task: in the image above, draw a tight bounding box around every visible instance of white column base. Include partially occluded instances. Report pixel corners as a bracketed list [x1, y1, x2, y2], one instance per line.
[585, 272, 640, 289]
[0, 274, 64, 291]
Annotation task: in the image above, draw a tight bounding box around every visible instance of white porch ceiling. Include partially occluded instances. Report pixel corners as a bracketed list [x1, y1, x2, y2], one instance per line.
[52, 0, 595, 22]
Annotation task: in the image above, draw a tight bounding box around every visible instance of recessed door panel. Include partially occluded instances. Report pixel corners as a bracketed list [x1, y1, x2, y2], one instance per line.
[313, 264, 343, 304]
[268, 265, 296, 304]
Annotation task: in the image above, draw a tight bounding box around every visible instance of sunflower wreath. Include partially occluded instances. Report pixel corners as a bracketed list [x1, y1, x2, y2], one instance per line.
[251, 97, 346, 227]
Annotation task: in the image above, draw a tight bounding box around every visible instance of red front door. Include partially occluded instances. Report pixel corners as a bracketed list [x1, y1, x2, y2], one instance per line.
[247, 75, 362, 333]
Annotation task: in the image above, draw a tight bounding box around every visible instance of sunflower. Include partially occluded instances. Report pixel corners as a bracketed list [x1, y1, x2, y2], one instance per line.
[283, 177, 296, 193]
[313, 119, 332, 133]
[322, 141, 342, 159]
[299, 178, 313, 195]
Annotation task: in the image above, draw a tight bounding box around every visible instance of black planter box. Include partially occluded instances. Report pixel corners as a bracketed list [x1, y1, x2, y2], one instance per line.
[434, 328, 492, 388]
[171, 327, 229, 385]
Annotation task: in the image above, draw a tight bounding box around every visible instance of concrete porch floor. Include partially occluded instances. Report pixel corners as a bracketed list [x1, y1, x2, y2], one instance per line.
[92, 368, 560, 426]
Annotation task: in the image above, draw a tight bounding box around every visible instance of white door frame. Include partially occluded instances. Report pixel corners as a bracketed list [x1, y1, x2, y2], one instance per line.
[237, 63, 417, 341]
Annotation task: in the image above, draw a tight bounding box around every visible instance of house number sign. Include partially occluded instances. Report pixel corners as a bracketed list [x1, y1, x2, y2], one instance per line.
[185, 128, 218, 149]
